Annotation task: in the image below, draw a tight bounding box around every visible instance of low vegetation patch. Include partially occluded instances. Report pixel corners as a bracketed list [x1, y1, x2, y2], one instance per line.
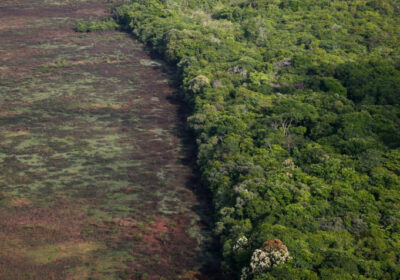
[23, 242, 104, 265]
[75, 18, 119, 32]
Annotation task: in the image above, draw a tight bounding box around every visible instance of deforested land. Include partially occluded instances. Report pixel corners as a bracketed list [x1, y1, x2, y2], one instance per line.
[0, 0, 218, 279]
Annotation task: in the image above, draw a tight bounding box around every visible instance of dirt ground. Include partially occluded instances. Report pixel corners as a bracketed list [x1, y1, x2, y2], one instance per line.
[0, 0, 219, 279]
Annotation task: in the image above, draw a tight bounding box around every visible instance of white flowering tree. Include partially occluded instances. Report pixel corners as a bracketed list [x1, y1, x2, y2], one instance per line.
[241, 239, 291, 280]
[233, 236, 249, 252]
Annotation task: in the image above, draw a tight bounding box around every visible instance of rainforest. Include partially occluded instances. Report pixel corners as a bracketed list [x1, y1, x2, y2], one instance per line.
[114, 0, 400, 279]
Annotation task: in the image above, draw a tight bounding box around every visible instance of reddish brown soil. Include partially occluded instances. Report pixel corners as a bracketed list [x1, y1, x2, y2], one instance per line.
[0, 0, 219, 279]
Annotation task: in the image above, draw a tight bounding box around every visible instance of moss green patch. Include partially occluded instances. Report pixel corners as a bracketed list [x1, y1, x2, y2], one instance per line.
[24, 242, 104, 264]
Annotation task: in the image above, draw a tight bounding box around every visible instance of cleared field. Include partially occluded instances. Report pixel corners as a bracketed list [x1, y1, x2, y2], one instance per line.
[0, 0, 218, 279]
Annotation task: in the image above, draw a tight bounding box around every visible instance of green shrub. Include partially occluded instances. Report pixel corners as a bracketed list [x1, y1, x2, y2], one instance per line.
[75, 19, 118, 32]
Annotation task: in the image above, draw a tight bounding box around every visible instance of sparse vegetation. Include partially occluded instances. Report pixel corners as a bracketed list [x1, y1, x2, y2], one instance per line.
[0, 0, 215, 279]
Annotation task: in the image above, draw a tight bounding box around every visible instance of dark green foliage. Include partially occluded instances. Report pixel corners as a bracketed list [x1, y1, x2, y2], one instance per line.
[335, 61, 400, 105]
[113, 0, 400, 279]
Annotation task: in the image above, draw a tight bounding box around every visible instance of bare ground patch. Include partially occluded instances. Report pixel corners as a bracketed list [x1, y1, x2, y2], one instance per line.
[0, 0, 219, 279]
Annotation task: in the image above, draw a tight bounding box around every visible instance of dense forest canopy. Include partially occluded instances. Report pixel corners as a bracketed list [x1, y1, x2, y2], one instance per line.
[113, 0, 400, 279]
